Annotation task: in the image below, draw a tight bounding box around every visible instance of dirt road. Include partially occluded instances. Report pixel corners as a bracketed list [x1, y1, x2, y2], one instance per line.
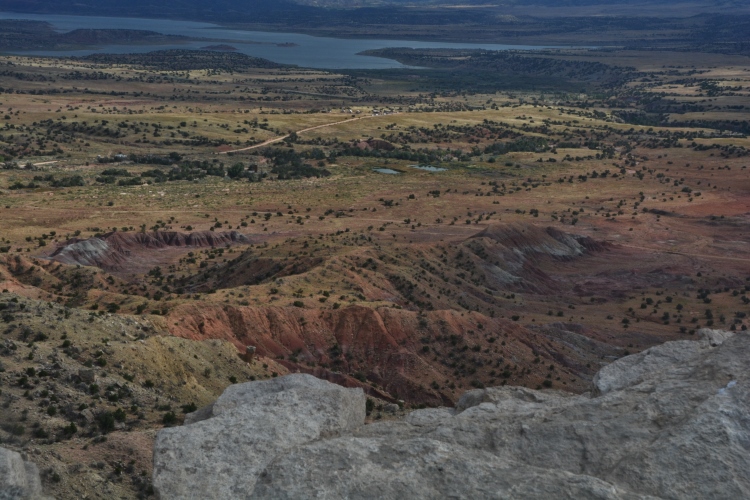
[219, 114, 384, 154]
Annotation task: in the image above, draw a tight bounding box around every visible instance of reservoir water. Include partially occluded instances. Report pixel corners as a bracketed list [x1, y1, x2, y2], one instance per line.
[0, 12, 565, 69]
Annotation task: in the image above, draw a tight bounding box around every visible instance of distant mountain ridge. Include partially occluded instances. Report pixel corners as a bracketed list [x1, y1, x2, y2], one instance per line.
[0, 0, 742, 21]
[296, 0, 741, 4]
[0, 0, 315, 21]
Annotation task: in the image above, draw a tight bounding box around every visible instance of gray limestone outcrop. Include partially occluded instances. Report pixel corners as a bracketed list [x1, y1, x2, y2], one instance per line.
[153, 374, 366, 499]
[0, 447, 49, 500]
[153, 329, 749, 499]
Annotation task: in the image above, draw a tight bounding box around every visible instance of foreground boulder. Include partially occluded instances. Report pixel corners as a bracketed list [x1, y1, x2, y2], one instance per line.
[0, 447, 50, 500]
[153, 329, 749, 499]
[153, 374, 366, 498]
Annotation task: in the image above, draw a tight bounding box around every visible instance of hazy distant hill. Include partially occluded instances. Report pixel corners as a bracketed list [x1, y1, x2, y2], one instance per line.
[0, 0, 743, 20]
[296, 0, 741, 4]
[0, 0, 314, 21]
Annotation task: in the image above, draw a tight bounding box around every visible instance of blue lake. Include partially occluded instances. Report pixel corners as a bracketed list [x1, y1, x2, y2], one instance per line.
[0, 12, 567, 69]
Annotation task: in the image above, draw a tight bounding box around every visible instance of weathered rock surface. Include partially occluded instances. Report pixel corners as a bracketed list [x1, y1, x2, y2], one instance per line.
[0, 447, 50, 500]
[153, 374, 366, 499]
[153, 329, 749, 499]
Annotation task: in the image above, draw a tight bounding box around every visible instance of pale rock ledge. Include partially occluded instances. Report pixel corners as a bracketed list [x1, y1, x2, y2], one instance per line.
[152, 328, 749, 499]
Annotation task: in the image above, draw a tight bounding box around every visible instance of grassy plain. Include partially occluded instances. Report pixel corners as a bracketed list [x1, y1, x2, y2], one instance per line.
[1, 49, 748, 334]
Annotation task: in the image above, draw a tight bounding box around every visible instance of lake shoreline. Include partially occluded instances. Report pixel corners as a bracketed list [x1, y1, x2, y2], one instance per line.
[0, 11, 580, 69]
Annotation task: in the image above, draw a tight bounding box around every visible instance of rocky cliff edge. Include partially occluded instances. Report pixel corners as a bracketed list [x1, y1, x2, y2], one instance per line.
[149, 328, 748, 499]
